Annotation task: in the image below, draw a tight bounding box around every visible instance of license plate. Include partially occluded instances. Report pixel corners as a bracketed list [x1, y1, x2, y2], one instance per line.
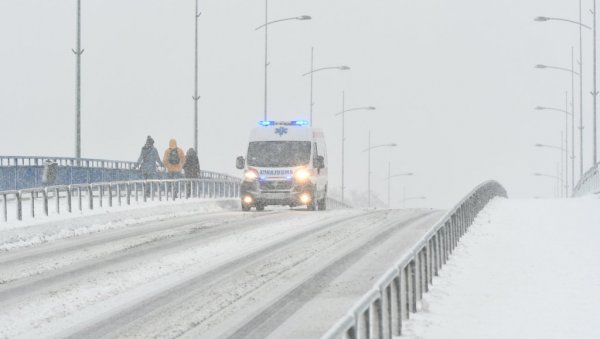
[262, 193, 287, 199]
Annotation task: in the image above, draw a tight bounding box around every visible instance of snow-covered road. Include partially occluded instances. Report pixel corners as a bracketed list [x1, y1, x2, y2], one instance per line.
[0, 204, 443, 338]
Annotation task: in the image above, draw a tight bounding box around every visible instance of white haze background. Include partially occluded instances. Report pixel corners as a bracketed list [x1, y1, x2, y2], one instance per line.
[0, 0, 592, 208]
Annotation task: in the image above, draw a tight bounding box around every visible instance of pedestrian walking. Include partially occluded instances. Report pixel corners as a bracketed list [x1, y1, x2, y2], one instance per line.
[162, 138, 186, 198]
[135, 136, 162, 197]
[183, 148, 200, 197]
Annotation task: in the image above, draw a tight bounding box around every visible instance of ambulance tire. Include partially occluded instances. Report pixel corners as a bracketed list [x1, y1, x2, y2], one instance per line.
[318, 197, 327, 211]
[306, 195, 317, 211]
[241, 204, 251, 212]
[256, 204, 265, 211]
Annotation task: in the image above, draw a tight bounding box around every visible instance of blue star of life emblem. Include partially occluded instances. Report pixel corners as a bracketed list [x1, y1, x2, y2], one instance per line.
[275, 127, 288, 136]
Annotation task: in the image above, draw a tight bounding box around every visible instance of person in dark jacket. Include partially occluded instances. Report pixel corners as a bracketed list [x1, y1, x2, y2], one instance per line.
[183, 148, 200, 197]
[183, 148, 200, 178]
[136, 136, 162, 196]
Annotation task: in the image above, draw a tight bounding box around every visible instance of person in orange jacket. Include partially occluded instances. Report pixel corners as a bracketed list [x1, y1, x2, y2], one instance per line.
[162, 138, 187, 179]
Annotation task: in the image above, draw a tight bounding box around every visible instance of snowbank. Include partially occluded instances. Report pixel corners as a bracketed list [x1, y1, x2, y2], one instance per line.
[402, 197, 600, 339]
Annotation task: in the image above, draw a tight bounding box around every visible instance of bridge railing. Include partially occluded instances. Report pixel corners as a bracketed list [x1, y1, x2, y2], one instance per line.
[572, 164, 600, 197]
[1, 177, 240, 223]
[0, 155, 239, 191]
[321, 180, 507, 339]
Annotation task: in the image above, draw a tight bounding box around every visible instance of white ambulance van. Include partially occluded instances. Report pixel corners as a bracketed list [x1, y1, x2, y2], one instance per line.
[235, 120, 328, 211]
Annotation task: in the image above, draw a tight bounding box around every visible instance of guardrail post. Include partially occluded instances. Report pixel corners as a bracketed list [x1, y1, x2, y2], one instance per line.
[16, 192, 22, 221]
[402, 265, 410, 320]
[99, 185, 104, 207]
[358, 309, 369, 339]
[2, 193, 7, 222]
[420, 249, 427, 295]
[373, 296, 384, 339]
[432, 236, 439, 277]
[108, 184, 113, 207]
[443, 222, 450, 263]
[30, 191, 35, 218]
[409, 259, 417, 313]
[126, 183, 131, 205]
[67, 187, 72, 213]
[117, 184, 122, 206]
[78, 187, 83, 211]
[392, 275, 402, 336]
[55, 188, 60, 214]
[87, 185, 93, 210]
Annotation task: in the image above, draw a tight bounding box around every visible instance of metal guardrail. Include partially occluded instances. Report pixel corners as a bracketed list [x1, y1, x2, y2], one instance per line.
[321, 180, 507, 339]
[0, 155, 239, 191]
[572, 164, 600, 197]
[1, 178, 240, 223]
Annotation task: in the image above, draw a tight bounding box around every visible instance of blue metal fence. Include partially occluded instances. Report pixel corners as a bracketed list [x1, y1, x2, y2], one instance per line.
[0, 156, 238, 191]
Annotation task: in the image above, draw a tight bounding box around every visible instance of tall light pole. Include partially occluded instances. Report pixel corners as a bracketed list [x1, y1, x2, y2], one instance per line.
[385, 162, 413, 209]
[536, 11, 591, 177]
[535, 96, 573, 194]
[535, 58, 578, 188]
[362, 132, 396, 208]
[535, 141, 568, 197]
[302, 48, 349, 126]
[72, 0, 84, 159]
[192, 0, 201, 151]
[255, 1, 311, 121]
[335, 96, 375, 204]
[593, 0, 598, 165]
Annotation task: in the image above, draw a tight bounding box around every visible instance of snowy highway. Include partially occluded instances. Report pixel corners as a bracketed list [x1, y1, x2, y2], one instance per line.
[0, 204, 443, 338]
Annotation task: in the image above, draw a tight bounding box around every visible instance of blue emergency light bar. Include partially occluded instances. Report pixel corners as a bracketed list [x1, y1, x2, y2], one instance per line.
[257, 120, 310, 127]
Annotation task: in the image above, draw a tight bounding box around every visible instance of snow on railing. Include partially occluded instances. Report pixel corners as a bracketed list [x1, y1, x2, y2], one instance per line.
[0, 178, 240, 223]
[321, 180, 507, 339]
[572, 164, 600, 197]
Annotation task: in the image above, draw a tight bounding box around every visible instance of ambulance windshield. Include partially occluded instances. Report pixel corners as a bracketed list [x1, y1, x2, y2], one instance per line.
[247, 141, 311, 167]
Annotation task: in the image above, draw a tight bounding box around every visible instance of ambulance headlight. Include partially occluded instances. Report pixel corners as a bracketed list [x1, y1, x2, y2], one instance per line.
[244, 169, 259, 181]
[294, 169, 310, 182]
[300, 193, 312, 204]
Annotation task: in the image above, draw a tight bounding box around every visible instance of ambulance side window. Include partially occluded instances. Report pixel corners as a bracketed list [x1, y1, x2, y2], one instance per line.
[313, 142, 319, 166]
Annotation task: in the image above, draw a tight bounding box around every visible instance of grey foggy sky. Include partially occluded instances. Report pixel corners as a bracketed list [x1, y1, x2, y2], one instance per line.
[0, 0, 595, 208]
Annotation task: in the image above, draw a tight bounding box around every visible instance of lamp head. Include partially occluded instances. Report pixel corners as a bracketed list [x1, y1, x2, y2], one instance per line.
[297, 15, 312, 20]
[535, 16, 550, 22]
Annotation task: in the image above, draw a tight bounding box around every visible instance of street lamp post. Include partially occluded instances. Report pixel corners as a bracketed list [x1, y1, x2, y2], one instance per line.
[72, 0, 84, 159]
[535, 60, 578, 189]
[335, 96, 375, 204]
[535, 141, 568, 197]
[362, 132, 396, 208]
[302, 48, 349, 126]
[385, 162, 413, 209]
[255, 1, 311, 121]
[536, 9, 591, 176]
[535, 93, 573, 194]
[192, 0, 201, 152]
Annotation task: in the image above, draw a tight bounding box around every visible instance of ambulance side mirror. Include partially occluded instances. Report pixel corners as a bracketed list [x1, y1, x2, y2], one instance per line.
[315, 156, 325, 169]
[236, 156, 245, 170]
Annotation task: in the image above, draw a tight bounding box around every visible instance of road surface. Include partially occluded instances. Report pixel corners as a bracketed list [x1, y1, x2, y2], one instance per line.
[0, 206, 443, 338]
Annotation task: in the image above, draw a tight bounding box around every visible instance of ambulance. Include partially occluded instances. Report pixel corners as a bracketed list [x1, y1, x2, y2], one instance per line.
[235, 120, 328, 211]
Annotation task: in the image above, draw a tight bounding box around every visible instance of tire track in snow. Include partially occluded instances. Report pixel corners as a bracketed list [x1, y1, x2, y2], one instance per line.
[62, 210, 379, 339]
